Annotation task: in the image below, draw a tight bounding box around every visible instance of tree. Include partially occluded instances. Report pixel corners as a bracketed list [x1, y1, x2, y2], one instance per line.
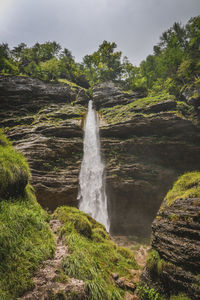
[83, 41, 122, 84]
[40, 57, 60, 81]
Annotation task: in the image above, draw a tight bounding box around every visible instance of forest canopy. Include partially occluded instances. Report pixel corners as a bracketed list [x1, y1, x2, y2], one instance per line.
[0, 16, 199, 96]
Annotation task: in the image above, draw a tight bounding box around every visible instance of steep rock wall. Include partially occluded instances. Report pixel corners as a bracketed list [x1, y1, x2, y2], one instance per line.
[142, 172, 200, 299]
[0, 75, 89, 210]
[1, 77, 200, 238]
[95, 82, 200, 236]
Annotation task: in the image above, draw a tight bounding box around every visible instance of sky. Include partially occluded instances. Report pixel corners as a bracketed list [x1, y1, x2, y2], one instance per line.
[0, 0, 199, 65]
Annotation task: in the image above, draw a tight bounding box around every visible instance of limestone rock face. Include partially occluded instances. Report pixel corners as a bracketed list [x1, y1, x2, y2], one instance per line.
[93, 81, 146, 109]
[0, 75, 89, 210]
[1, 76, 200, 239]
[95, 84, 200, 236]
[142, 174, 200, 299]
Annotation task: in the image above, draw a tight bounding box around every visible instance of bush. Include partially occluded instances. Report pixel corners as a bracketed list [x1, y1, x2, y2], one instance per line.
[136, 283, 162, 300]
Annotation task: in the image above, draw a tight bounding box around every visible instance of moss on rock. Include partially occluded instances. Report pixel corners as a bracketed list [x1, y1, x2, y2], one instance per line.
[164, 171, 200, 206]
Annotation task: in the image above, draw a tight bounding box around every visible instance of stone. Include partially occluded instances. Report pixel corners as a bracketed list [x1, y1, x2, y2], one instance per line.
[116, 276, 136, 292]
[142, 193, 200, 299]
[1, 76, 200, 238]
[93, 81, 146, 109]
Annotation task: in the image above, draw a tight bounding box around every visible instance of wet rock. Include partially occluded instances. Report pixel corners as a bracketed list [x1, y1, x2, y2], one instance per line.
[116, 276, 136, 292]
[142, 193, 200, 299]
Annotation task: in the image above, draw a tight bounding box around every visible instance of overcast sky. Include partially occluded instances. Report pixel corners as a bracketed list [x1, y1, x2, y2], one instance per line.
[0, 0, 199, 65]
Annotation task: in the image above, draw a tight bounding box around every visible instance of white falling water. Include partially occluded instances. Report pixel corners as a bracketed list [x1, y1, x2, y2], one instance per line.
[78, 100, 110, 232]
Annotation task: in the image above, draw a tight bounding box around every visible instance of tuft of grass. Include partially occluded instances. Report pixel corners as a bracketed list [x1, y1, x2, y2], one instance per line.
[53, 206, 139, 300]
[58, 78, 85, 90]
[164, 171, 200, 206]
[0, 144, 31, 199]
[136, 283, 164, 300]
[0, 129, 10, 146]
[170, 294, 191, 300]
[146, 249, 160, 278]
[0, 189, 55, 299]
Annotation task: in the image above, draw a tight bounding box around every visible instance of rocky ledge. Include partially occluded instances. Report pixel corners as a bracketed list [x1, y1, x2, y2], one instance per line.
[142, 172, 200, 299]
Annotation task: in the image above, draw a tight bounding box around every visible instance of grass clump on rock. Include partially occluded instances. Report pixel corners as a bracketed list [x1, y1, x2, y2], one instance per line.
[0, 130, 55, 299]
[164, 171, 200, 206]
[53, 206, 139, 300]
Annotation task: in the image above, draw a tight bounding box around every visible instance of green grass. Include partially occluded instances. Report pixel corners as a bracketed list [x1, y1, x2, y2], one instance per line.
[0, 129, 10, 146]
[0, 193, 55, 299]
[0, 131, 55, 299]
[0, 144, 30, 199]
[99, 92, 175, 124]
[164, 171, 200, 206]
[58, 78, 85, 90]
[170, 295, 191, 300]
[53, 206, 139, 300]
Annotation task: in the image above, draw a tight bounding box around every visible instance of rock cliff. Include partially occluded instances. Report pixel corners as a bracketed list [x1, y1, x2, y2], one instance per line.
[0, 76, 200, 238]
[96, 82, 200, 236]
[142, 172, 200, 299]
[0, 75, 89, 210]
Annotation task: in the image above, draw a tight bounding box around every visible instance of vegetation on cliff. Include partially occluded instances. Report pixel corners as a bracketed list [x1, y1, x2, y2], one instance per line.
[164, 171, 200, 206]
[0, 130, 55, 299]
[142, 172, 200, 300]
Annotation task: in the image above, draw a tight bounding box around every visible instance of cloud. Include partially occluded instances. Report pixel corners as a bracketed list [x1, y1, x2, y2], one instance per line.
[0, 0, 199, 65]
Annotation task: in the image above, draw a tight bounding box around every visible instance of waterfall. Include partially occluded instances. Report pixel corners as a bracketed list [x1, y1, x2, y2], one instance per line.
[78, 100, 110, 232]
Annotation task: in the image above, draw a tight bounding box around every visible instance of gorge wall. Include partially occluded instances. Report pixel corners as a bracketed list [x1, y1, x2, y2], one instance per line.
[0, 75, 200, 237]
[142, 172, 200, 299]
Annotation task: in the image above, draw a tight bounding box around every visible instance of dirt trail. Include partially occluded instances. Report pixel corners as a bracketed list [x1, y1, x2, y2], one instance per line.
[18, 219, 85, 300]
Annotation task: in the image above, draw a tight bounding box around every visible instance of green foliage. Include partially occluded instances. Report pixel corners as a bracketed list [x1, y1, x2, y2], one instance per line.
[170, 294, 191, 300]
[0, 16, 199, 93]
[146, 249, 160, 278]
[100, 91, 174, 124]
[0, 131, 55, 299]
[0, 129, 10, 146]
[164, 171, 200, 206]
[0, 142, 30, 199]
[83, 40, 122, 85]
[53, 206, 139, 300]
[136, 283, 162, 300]
[0, 197, 55, 299]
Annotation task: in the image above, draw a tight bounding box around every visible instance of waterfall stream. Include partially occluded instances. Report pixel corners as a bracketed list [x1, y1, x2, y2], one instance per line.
[78, 100, 110, 232]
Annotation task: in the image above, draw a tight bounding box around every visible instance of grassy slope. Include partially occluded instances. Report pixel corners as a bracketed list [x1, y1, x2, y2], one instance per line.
[53, 206, 139, 300]
[164, 171, 200, 206]
[0, 130, 55, 299]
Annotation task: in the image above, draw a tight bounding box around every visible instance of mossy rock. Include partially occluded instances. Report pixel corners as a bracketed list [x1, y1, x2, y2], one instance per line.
[92, 227, 109, 240]
[0, 131, 30, 199]
[0, 145, 30, 199]
[164, 171, 200, 207]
